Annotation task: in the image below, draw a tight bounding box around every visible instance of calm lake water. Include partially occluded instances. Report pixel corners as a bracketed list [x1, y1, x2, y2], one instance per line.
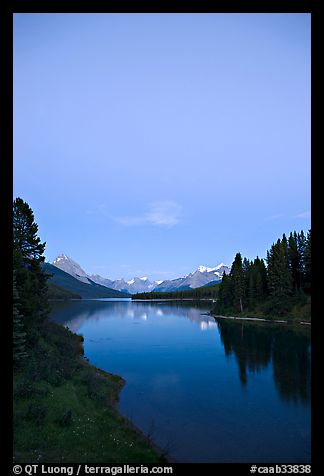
[50, 299, 311, 463]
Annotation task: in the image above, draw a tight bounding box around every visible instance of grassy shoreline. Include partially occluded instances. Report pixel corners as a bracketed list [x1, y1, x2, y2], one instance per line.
[210, 313, 311, 325]
[13, 320, 168, 464]
[210, 294, 311, 324]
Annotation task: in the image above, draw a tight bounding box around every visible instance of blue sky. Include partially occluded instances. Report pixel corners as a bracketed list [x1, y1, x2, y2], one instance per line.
[13, 13, 311, 281]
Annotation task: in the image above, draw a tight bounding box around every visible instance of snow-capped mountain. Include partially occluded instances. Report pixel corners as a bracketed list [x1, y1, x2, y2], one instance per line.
[52, 254, 230, 294]
[153, 264, 230, 292]
[102, 276, 159, 294]
[52, 254, 93, 285]
[52, 255, 160, 294]
[196, 263, 227, 273]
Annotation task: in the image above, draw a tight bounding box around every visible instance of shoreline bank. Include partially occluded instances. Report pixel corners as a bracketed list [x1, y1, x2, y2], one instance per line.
[83, 353, 176, 463]
[209, 313, 311, 325]
[13, 320, 170, 464]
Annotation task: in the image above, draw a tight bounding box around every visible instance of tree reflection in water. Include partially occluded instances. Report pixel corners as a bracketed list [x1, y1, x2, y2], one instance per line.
[50, 300, 310, 406]
[217, 319, 310, 404]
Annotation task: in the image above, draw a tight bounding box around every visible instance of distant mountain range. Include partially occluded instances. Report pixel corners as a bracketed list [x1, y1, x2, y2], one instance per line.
[51, 254, 230, 294]
[42, 262, 129, 299]
[52, 254, 161, 294]
[152, 264, 229, 292]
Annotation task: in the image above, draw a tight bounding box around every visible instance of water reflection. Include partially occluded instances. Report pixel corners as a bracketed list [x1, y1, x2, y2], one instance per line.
[216, 319, 311, 404]
[49, 299, 310, 462]
[50, 301, 311, 405]
[50, 300, 214, 333]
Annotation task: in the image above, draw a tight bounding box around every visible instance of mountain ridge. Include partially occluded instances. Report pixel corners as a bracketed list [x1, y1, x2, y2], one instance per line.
[51, 254, 230, 294]
[43, 262, 129, 299]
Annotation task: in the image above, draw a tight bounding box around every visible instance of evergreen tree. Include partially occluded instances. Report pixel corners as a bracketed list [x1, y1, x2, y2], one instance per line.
[253, 257, 267, 302]
[212, 229, 310, 318]
[242, 257, 250, 274]
[259, 258, 268, 297]
[303, 230, 311, 294]
[242, 258, 251, 305]
[296, 230, 306, 291]
[13, 198, 46, 264]
[13, 273, 27, 366]
[288, 232, 301, 292]
[247, 270, 255, 308]
[13, 198, 49, 340]
[224, 272, 233, 308]
[231, 253, 245, 312]
[215, 272, 233, 313]
[267, 237, 293, 304]
[244, 257, 267, 309]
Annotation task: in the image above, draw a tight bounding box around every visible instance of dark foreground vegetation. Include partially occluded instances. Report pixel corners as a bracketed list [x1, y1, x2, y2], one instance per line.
[212, 230, 311, 321]
[13, 197, 166, 463]
[133, 282, 220, 301]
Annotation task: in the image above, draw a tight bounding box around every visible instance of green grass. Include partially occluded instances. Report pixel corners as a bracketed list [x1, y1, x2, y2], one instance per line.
[13, 321, 167, 464]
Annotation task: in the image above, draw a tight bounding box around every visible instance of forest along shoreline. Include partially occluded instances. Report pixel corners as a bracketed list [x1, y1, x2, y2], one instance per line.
[134, 229, 311, 325]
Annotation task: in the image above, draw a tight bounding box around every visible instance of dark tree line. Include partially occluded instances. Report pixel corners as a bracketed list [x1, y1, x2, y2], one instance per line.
[133, 283, 220, 301]
[13, 197, 50, 366]
[215, 230, 311, 317]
